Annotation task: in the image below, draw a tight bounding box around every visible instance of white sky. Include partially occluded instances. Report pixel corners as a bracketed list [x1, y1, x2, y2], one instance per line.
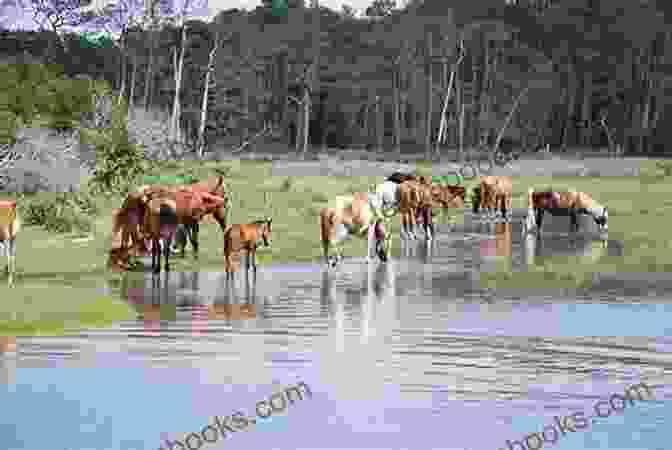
[205, 0, 401, 19]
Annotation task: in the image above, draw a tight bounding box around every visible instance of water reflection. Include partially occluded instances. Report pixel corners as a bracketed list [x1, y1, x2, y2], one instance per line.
[524, 233, 623, 267]
[478, 222, 513, 272]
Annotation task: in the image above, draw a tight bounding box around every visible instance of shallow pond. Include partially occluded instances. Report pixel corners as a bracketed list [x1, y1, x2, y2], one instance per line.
[1, 210, 670, 450]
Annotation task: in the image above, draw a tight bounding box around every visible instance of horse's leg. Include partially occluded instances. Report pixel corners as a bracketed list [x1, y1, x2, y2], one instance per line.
[249, 246, 257, 273]
[164, 235, 172, 272]
[152, 238, 159, 273]
[408, 209, 417, 240]
[190, 223, 199, 259]
[535, 210, 544, 235]
[9, 238, 16, 280]
[570, 212, 578, 233]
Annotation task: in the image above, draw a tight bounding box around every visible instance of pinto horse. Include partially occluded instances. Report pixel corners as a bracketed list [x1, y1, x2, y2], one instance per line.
[0, 200, 20, 285]
[398, 181, 464, 240]
[224, 219, 273, 278]
[475, 176, 513, 221]
[143, 188, 229, 273]
[524, 188, 608, 235]
[320, 191, 392, 268]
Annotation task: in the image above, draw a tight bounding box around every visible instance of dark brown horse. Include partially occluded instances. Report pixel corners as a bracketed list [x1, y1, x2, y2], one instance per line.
[224, 219, 273, 278]
[143, 189, 229, 273]
[524, 188, 608, 235]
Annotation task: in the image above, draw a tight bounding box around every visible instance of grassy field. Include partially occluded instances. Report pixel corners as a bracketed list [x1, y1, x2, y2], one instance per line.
[1, 157, 671, 335]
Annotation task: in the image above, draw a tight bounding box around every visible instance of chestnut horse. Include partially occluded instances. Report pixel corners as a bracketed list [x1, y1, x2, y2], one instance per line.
[143, 188, 229, 273]
[524, 188, 608, 235]
[112, 175, 229, 264]
[0, 200, 20, 285]
[224, 219, 273, 278]
[398, 181, 465, 240]
[320, 191, 392, 267]
[476, 176, 513, 221]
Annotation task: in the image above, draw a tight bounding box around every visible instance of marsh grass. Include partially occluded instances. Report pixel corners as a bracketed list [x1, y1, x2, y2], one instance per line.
[0, 286, 134, 336]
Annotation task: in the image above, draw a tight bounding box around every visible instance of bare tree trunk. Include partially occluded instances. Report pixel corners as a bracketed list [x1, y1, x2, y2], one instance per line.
[197, 39, 219, 158]
[424, 31, 434, 160]
[118, 33, 127, 105]
[129, 55, 138, 114]
[376, 96, 384, 153]
[580, 72, 592, 147]
[393, 68, 402, 157]
[170, 25, 188, 143]
[435, 44, 464, 159]
[458, 103, 465, 160]
[143, 30, 155, 111]
[302, 88, 310, 157]
[494, 86, 530, 154]
[561, 57, 577, 151]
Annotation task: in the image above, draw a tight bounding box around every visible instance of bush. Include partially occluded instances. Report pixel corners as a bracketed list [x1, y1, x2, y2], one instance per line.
[18, 192, 96, 233]
[88, 99, 146, 195]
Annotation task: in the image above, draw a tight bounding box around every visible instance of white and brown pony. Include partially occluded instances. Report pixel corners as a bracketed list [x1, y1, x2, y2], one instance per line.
[524, 188, 608, 235]
[0, 200, 20, 285]
[320, 191, 393, 268]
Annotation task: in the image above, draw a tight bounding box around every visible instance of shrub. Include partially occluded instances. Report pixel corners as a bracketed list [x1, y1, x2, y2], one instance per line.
[18, 192, 95, 233]
[88, 100, 146, 195]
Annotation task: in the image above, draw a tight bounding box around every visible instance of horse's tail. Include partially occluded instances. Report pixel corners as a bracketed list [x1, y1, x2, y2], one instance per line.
[319, 208, 333, 243]
[7, 210, 20, 237]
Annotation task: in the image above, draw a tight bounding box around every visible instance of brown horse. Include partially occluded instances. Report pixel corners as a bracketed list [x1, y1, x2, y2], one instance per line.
[111, 175, 229, 264]
[398, 181, 463, 240]
[0, 200, 20, 285]
[320, 191, 392, 267]
[143, 189, 229, 273]
[476, 176, 513, 221]
[224, 219, 273, 278]
[524, 188, 608, 235]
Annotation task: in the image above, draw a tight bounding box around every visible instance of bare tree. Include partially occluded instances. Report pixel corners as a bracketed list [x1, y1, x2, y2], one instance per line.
[197, 31, 226, 158]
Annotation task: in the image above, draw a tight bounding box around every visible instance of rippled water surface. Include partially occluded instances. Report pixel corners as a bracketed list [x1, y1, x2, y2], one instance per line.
[1, 211, 671, 450]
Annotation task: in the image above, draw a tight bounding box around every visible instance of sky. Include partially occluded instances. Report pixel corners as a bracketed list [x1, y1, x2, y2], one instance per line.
[0, 0, 393, 32]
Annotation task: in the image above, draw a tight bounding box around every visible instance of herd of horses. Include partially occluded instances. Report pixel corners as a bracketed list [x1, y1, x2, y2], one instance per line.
[0, 170, 609, 284]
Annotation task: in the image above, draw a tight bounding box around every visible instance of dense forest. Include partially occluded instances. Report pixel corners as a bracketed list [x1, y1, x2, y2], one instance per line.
[1, 0, 670, 159]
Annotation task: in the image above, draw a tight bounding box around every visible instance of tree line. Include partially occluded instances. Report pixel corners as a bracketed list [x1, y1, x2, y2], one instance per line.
[1, 0, 670, 159]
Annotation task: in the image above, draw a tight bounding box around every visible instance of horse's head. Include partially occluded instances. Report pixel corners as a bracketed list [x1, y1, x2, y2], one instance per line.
[595, 207, 608, 232]
[261, 217, 272, 246]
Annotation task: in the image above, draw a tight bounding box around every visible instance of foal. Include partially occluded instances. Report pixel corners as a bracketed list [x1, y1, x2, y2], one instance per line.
[0, 200, 20, 285]
[524, 188, 609, 235]
[224, 219, 273, 278]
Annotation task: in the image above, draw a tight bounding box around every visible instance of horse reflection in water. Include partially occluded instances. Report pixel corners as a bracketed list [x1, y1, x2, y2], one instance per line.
[524, 233, 613, 267]
[478, 222, 513, 273]
[121, 271, 258, 336]
[399, 238, 434, 263]
[320, 263, 398, 403]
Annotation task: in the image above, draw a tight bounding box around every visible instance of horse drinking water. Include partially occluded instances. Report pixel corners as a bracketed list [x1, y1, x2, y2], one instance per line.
[524, 188, 608, 235]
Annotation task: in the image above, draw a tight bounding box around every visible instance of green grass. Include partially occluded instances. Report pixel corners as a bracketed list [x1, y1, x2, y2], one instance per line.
[2, 158, 672, 334]
[0, 286, 135, 336]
